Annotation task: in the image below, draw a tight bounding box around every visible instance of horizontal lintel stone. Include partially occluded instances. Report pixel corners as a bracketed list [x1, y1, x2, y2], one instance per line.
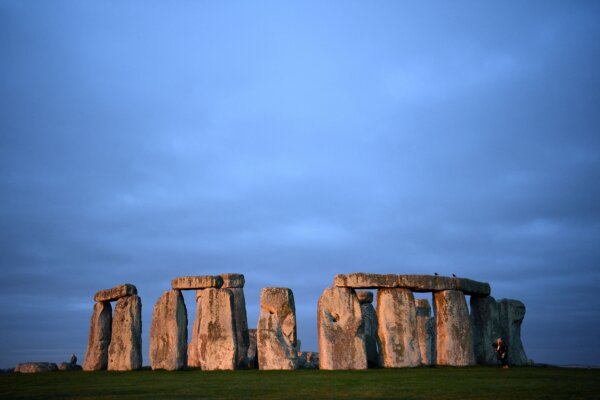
[94, 283, 137, 302]
[171, 275, 223, 290]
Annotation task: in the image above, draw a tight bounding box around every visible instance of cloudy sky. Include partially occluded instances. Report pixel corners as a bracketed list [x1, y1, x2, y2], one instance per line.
[1, 1, 599, 368]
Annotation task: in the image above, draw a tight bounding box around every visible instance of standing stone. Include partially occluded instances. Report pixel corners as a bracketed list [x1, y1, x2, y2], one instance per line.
[197, 288, 238, 370]
[434, 290, 475, 366]
[108, 295, 142, 371]
[257, 288, 298, 370]
[83, 301, 112, 371]
[221, 274, 249, 368]
[247, 329, 257, 369]
[377, 288, 422, 368]
[498, 299, 528, 365]
[470, 295, 501, 365]
[318, 287, 367, 370]
[187, 290, 203, 368]
[415, 299, 435, 366]
[149, 290, 188, 370]
[357, 291, 379, 367]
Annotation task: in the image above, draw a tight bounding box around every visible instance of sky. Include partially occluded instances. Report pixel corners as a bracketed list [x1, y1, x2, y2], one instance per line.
[0, 1, 599, 368]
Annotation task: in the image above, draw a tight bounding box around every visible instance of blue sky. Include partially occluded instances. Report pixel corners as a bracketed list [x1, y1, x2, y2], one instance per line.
[1, 1, 599, 368]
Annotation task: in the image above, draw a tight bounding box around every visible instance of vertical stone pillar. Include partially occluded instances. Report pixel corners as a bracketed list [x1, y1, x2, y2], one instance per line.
[433, 290, 475, 366]
[377, 288, 422, 367]
[108, 295, 142, 371]
[415, 299, 435, 366]
[149, 290, 188, 370]
[317, 287, 367, 370]
[187, 290, 203, 367]
[257, 287, 298, 370]
[470, 295, 500, 365]
[498, 299, 528, 365]
[83, 301, 112, 371]
[356, 291, 379, 367]
[221, 274, 249, 368]
[197, 288, 238, 370]
[246, 329, 257, 369]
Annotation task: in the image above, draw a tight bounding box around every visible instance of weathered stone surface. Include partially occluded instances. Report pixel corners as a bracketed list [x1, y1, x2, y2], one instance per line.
[246, 329, 257, 369]
[150, 290, 188, 370]
[334, 273, 490, 296]
[498, 299, 528, 366]
[58, 362, 82, 371]
[171, 275, 223, 290]
[297, 352, 319, 369]
[318, 287, 367, 370]
[356, 290, 374, 304]
[94, 284, 137, 302]
[257, 288, 298, 370]
[360, 293, 379, 367]
[470, 295, 501, 365]
[108, 295, 142, 371]
[220, 273, 245, 288]
[197, 288, 238, 370]
[434, 290, 476, 366]
[83, 301, 112, 371]
[415, 299, 435, 365]
[15, 362, 58, 373]
[187, 290, 203, 368]
[377, 288, 421, 367]
[228, 287, 249, 367]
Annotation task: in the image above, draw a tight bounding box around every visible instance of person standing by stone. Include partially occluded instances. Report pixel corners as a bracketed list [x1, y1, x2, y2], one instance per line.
[69, 353, 77, 368]
[494, 337, 508, 368]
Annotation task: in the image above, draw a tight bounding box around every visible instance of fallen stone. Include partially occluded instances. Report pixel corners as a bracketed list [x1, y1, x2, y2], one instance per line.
[257, 288, 298, 370]
[498, 299, 528, 366]
[318, 287, 367, 370]
[58, 362, 82, 371]
[297, 352, 319, 369]
[377, 288, 421, 367]
[356, 290, 374, 304]
[220, 273, 245, 288]
[359, 291, 379, 367]
[197, 288, 238, 370]
[94, 284, 137, 302]
[108, 295, 143, 371]
[150, 290, 188, 370]
[187, 290, 203, 368]
[171, 275, 223, 290]
[434, 290, 476, 366]
[83, 301, 112, 371]
[228, 287, 249, 367]
[246, 329, 257, 369]
[415, 299, 435, 365]
[470, 295, 501, 365]
[15, 362, 58, 373]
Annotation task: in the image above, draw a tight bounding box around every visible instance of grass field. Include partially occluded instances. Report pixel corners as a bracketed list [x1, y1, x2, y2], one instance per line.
[1, 366, 599, 399]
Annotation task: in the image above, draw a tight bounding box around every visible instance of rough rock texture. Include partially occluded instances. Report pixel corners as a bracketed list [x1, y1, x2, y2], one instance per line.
[377, 288, 422, 367]
[58, 362, 82, 371]
[246, 329, 257, 369]
[498, 299, 528, 365]
[197, 288, 238, 370]
[415, 299, 435, 366]
[360, 293, 379, 367]
[228, 287, 249, 367]
[318, 287, 367, 370]
[470, 295, 501, 365]
[94, 284, 137, 302]
[187, 290, 203, 368]
[108, 295, 142, 371]
[172, 275, 223, 290]
[15, 362, 58, 373]
[257, 288, 298, 370]
[334, 273, 490, 296]
[220, 273, 245, 288]
[83, 301, 112, 371]
[433, 290, 476, 366]
[297, 352, 319, 369]
[150, 290, 188, 370]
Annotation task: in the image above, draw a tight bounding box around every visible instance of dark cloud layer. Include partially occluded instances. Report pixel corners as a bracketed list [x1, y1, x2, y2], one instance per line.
[1, 1, 599, 368]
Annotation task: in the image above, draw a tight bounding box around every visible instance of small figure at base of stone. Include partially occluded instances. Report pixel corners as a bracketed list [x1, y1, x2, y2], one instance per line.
[69, 353, 77, 368]
[494, 337, 509, 368]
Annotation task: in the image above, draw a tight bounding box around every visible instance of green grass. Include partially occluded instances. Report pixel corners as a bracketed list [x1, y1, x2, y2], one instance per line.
[1, 367, 599, 399]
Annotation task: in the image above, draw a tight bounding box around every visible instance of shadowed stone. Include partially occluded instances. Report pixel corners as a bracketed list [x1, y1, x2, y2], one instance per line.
[415, 299, 435, 366]
[246, 329, 257, 369]
[257, 288, 298, 370]
[498, 299, 528, 365]
[187, 290, 203, 367]
[228, 287, 249, 367]
[377, 288, 422, 367]
[172, 275, 223, 290]
[108, 295, 142, 371]
[318, 287, 367, 370]
[83, 301, 112, 371]
[357, 291, 379, 366]
[197, 288, 238, 370]
[434, 290, 475, 366]
[58, 362, 82, 371]
[150, 290, 188, 370]
[470, 295, 501, 365]
[334, 273, 490, 296]
[297, 352, 319, 369]
[94, 284, 137, 302]
[220, 273, 245, 288]
[15, 362, 58, 373]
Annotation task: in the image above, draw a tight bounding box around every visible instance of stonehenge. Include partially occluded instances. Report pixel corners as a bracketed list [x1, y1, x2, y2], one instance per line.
[415, 299, 435, 366]
[433, 290, 476, 366]
[221, 274, 250, 368]
[357, 290, 379, 367]
[470, 295, 501, 365]
[498, 299, 528, 365]
[149, 290, 188, 370]
[82, 301, 112, 371]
